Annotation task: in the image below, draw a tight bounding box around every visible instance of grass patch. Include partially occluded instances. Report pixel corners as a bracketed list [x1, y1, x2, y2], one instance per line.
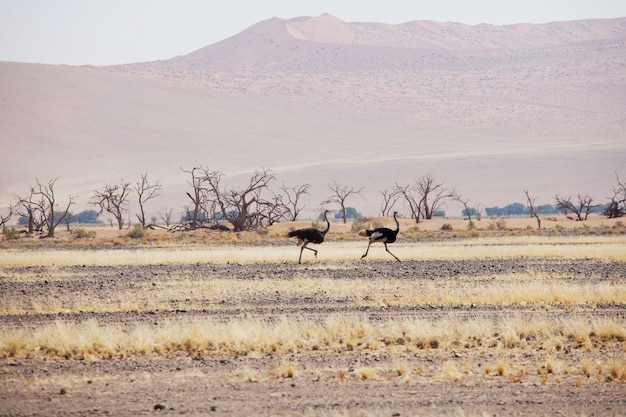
[2, 314, 624, 360]
[1, 236, 626, 267]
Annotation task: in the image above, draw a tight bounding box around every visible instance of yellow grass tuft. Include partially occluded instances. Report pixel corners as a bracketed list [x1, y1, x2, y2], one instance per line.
[496, 360, 507, 376]
[437, 360, 462, 381]
[279, 362, 297, 378]
[355, 367, 376, 380]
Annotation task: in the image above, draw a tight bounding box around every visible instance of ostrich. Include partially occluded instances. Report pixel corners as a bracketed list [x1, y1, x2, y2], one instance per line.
[358, 211, 401, 262]
[288, 210, 331, 264]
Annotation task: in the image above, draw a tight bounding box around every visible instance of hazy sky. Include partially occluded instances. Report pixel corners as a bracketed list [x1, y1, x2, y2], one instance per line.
[1, 0, 625, 65]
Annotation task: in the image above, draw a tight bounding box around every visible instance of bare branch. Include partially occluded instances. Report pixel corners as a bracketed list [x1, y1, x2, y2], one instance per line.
[135, 172, 162, 227]
[555, 193, 597, 221]
[323, 182, 364, 223]
[29, 178, 76, 237]
[91, 180, 131, 230]
[524, 190, 542, 229]
[378, 188, 400, 217]
[280, 183, 311, 221]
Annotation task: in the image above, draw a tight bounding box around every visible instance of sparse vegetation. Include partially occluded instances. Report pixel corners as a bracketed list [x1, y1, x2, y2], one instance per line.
[72, 227, 96, 239]
[1, 227, 19, 240]
[127, 224, 147, 239]
[0, 226, 624, 416]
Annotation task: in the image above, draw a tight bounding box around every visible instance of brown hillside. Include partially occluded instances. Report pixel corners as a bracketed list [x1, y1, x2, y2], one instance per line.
[1, 15, 625, 220]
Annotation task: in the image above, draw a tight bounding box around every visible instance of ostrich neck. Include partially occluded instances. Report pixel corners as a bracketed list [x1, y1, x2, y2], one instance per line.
[322, 212, 330, 235]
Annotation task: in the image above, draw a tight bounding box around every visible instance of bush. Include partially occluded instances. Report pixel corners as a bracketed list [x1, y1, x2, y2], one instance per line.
[351, 219, 367, 233]
[72, 228, 96, 239]
[440, 223, 453, 231]
[487, 218, 507, 231]
[2, 227, 20, 240]
[127, 224, 147, 239]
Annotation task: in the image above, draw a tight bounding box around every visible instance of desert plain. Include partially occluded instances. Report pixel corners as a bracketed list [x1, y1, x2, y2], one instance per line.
[1, 215, 625, 416]
[1, 13, 626, 416]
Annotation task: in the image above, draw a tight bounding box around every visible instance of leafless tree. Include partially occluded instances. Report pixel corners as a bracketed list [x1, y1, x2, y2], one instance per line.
[135, 172, 161, 228]
[378, 188, 400, 217]
[524, 190, 542, 229]
[16, 190, 44, 234]
[62, 211, 73, 232]
[27, 178, 75, 238]
[606, 173, 626, 218]
[323, 182, 364, 224]
[0, 204, 13, 229]
[181, 166, 211, 229]
[280, 183, 311, 221]
[256, 189, 289, 226]
[206, 168, 276, 231]
[452, 192, 474, 222]
[395, 174, 454, 223]
[393, 183, 422, 223]
[159, 208, 175, 226]
[91, 180, 131, 230]
[555, 193, 597, 221]
[416, 174, 455, 220]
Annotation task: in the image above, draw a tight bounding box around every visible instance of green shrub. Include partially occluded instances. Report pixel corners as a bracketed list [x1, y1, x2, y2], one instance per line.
[440, 223, 453, 231]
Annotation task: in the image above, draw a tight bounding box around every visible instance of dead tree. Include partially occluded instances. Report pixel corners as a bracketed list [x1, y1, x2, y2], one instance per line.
[16, 187, 46, 234]
[416, 174, 455, 220]
[29, 178, 75, 238]
[395, 174, 454, 222]
[451, 192, 472, 222]
[378, 188, 400, 217]
[280, 183, 311, 221]
[0, 204, 13, 229]
[206, 168, 275, 232]
[135, 172, 162, 228]
[181, 166, 212, 229]
[524, 190, 542, 229]
[606, 173, 626, 218]
[91, 180, 131, 230]
[159, 208, 175, 226]
[555, 193, 597, 221]
[394, 183, 422, 223]
[323, 182, 364, 224]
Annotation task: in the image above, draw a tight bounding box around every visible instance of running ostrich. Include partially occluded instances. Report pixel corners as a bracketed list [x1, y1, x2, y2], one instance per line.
[358, 211, 401, 262]
[288, 209, 331, 264]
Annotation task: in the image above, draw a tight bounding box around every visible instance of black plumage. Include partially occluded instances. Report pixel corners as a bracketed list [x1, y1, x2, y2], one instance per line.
[288, 210, 331, 264]
[358, 211, 401, 262]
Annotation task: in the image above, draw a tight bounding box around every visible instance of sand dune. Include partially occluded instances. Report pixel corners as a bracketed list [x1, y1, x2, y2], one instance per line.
[1, 15, 625, 219]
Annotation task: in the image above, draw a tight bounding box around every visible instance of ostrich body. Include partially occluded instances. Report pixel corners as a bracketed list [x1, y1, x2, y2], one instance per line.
[358, 211, 401, 262]
[288, 210, 331, 264]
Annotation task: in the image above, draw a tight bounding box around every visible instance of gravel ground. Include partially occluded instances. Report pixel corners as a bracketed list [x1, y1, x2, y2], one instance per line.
[1, 257, 625, 416]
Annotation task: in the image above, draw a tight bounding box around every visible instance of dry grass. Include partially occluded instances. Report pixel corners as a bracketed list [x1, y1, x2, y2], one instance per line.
[2, 314, 624, 360]
[2, 313, 624, 388]
[2, 271, 623, 316]
[1, 235, 625, 267]
[1, 231, 624, 393]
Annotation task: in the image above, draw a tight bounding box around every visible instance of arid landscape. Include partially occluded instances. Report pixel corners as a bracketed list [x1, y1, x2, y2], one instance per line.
[1, 216, 625, 416]
[1, 15, 625, 218]
[1, 13, 626, 417]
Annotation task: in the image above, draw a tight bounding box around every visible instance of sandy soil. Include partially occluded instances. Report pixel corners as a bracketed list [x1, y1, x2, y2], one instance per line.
[1, 249, 625, 416]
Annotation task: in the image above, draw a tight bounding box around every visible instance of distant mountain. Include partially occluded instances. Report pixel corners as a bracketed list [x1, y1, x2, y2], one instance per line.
[1, 15, 625, 218]
[140, 14, 626, 71]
